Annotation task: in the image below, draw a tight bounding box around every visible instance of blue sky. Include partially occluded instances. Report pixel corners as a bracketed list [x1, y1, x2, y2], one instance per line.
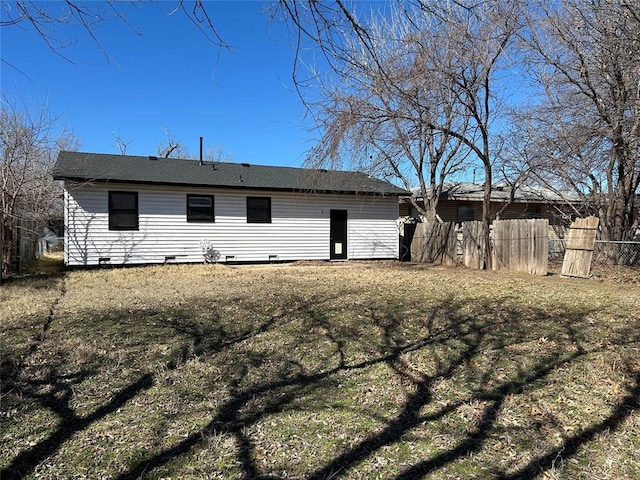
[1, 1, 315, 166]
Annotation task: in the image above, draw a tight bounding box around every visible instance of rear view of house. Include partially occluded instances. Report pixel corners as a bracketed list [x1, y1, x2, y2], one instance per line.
[52, 152, 408, 266]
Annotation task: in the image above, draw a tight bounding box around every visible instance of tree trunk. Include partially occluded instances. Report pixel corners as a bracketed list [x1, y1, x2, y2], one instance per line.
[482, 170, 493, 270]
[2, 219, 16, 277]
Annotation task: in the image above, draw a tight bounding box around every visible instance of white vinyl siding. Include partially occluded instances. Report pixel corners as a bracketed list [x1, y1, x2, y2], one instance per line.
[63, 183, 400, 266]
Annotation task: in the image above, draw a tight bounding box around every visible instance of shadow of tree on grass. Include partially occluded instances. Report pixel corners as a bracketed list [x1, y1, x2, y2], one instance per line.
[2, 272, 639, 480]
[115, 295, 639, 480]
[0, 293, 294, 480]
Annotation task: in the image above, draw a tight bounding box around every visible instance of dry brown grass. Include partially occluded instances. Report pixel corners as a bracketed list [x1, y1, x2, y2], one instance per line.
[1, 260, 639, 479]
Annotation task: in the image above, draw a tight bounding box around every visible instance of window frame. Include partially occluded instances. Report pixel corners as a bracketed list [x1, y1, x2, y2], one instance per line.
[108, 191, 139, 231]
[186, 194, 215, 223]
[246, 196, 272, 223]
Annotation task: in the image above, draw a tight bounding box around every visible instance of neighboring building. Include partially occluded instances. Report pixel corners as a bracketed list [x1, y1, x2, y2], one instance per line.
[52, 152, 408, 267]
[400, 182, 583, 226]
[397, 182, 588, 262]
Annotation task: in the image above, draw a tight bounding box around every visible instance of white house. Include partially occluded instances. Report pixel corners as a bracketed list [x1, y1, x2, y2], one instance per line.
[52, 151, 409, 266]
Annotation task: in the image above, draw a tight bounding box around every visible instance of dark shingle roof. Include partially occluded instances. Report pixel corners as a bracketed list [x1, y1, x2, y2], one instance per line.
[406, 182, 582, 203]
[52, 151, 409, 196]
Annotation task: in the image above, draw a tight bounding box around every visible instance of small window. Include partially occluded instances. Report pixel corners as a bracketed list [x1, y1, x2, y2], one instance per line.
[457, 204, 474, 223]
[524, 206, 541, 219]
[187, 194, 215, 222]
[109, 191, 138, 231]
[247, 196, 271, 223]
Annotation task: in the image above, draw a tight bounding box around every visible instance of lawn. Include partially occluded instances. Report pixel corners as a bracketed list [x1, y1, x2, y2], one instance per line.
[1, 258, 639, 479]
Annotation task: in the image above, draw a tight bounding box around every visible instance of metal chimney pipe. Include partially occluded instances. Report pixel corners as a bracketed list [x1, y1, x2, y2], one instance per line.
[199, 136, 203, 165]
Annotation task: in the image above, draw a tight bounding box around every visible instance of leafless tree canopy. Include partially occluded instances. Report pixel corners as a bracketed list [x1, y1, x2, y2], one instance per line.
[112, 131, 133, 156]
[156, 125, 186, 159]
[0, 0, 228, 68]
[1, 99, 77, 276]
[516, 0, 640, 241]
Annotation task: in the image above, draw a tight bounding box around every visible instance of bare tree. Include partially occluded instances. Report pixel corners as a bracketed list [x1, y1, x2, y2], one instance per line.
[277, 0, 522, 267]
[156, 125, 187, 159]
[1, 99, 77, 277]
[519, 0, 640, 241]
[112, 131, 133, 155]
[201, 144, 233, 163]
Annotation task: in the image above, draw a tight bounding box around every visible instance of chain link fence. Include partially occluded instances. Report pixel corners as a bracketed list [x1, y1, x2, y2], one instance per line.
[549, 239, 640, 279]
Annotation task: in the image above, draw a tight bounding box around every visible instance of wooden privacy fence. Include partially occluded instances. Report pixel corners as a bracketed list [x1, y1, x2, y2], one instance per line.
[493, 219, 549, 276]
[410, 221, 457, 265]
[408, 220, 486, 269]
[409, 218, 550, 275]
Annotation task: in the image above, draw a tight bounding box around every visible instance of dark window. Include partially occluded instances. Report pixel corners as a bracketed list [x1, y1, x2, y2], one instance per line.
[524, 206, 541, 219]
[109, 191, 138, 230]
[187, 194, 215, 222]
[457, 204, 474, 223]
[247, 196, 271, 223]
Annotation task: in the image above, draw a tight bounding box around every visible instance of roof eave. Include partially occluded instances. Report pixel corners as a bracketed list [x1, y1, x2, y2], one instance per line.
[54, 176, 407, 196]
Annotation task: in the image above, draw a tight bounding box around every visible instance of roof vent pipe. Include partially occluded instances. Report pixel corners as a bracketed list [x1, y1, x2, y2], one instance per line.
[199, 136, 203, 165]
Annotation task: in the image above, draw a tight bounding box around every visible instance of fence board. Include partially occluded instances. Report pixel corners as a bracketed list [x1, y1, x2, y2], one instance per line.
[463, 221, 485, 270]
[533, 220, 549, 275]
[561, 216, 599, 278]
[565, 217, 599, 251]
[441, 222, 458, 266]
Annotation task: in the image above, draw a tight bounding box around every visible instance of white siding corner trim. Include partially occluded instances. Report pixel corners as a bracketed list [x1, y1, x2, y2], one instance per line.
[63, 183, 400, 266]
